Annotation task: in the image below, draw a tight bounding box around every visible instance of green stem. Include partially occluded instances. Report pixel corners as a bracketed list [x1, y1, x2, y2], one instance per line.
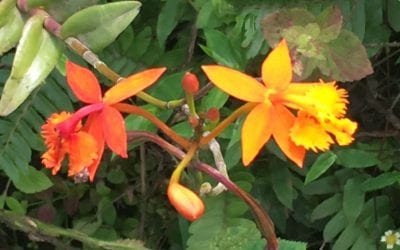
[169, 144, 198, 184]
[185, 93, 197, 117]
[199, 102, 256, 146]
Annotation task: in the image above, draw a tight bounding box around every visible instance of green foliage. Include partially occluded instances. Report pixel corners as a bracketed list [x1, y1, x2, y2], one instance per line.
[61, 1, 141, 52]
[0, 0, 23, 55]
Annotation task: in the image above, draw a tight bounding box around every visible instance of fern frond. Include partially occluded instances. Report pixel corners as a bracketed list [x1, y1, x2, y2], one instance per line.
[0, 54, 74, 193]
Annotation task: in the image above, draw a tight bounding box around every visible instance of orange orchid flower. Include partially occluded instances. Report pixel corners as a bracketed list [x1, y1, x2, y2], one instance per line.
[202, 39, 357, 167]
[41, 61, 166, 181]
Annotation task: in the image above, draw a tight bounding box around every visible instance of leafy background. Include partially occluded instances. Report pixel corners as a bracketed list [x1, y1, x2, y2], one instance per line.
[1, 0, 400, 249]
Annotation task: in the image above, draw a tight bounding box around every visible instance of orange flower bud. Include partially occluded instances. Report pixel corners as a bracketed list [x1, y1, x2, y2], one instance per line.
[206, 107, 220, 122]
[167, 183, 205, 221]
[182, 72, 199, 94]
[188, 116, 199, 128]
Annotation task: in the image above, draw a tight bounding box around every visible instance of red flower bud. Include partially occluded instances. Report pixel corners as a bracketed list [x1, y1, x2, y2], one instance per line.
[182, 72, 199, 94]
[167, 183, 205, 221]
[206, 107, 220, 122]
[188, 116, 199, 128]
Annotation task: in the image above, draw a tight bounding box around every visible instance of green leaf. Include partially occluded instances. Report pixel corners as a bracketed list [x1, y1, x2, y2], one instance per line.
[97, 197, 116, 225]
[61, 1, 141, 51]
[270, 164, 293, 209]
[323, 211, 346, 242]
[343, 178, 365, 223]
[360, 172, 400, 192]
[0, 15, 63, 116]
[0, 3, 23, 55]
[148, 72, 184, 100]
[202, 29, 243, 69]
[5, 196, 26, 215]
[349, 0, 366, 40]
[9, 166, 53, 194]
[388, 0, 400, 32]
[311, 194, 342, 221]
[278, 239, 307, 250]
[305, 151, 336, 184]
[156, 0, 184, 48]
[332, 223, 360, 250]
[335, 148, 380, 168]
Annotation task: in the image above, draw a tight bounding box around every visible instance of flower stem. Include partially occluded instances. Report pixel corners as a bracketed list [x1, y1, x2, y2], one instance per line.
[112, 103, 191, 149]
[199, 102, 256, 145]
[169, 144, 198, 184]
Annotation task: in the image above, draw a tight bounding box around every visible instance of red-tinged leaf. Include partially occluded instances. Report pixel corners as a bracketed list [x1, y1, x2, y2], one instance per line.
[100, 106, 127, 158]
[262, 8, 315, 46]
[241, 103, 272, 166]
[66, 61, 102, 103]
[84, 113, 105, 182]
[103, 68, 166, 104]
[324, 30, 373, 81]
[37, 203, 56, 224]
[317, 6, 343, 41]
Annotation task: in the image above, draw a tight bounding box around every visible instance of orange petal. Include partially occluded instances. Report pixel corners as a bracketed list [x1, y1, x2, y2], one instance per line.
[241, 103, 273, 166]
[103, 68, 167, 104]
[67, 132, 98, 176]
[167, 183, 205, 221]
[201, 65, 266, 102]
[84, 113, 105, 182]
[290, 111, 333, 153]
[272, 105, 306, 167]
[100, 106, 127, 158]
[66, 61, 102, 103]
[261, 39, 292, 91]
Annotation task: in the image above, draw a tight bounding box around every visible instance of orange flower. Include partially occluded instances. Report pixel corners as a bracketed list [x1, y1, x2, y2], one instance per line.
[167, 183, 205, 221]
[41, 112, 98, 177]
[202, 39, 357, 167]
[41, 61, 166, 181]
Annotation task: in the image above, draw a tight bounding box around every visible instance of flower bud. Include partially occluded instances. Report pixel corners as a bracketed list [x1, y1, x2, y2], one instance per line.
[167, 183, 205, 221]
[182, 72, 199, 94]
[206, 107, 220, 122]
[188, 116, 199, 128]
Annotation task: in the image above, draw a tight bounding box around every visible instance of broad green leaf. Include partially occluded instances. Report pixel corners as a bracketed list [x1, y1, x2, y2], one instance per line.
[388, 0, 400, 32]
[270, 164, 293, 209]
[335, 148, 380, 168]
[351, 232, 376, 250]
[148, 72, 185, 100]
[311, 194, 342, 221]
[61, 1, 141, 51]
[303, 176, 340, 195]
[202, 29, 243, 69]
[0, 15, 63, 116]
[323, 211, 346, 242]
[304, 151, 336, 184]
[37, 0, 100, 23]
[97, 198, 116, 225]
[332, 223, 360, 250]
[5, 196, 26, 215]
[156, 0, 184, 48]
[200, 88, 229, 111]
[361, 172, 400, 192]
[349, 0, 366, 40]
[0, 4, 23, 55]
[4, 165, 53, 194]
[316, 6, 343, 41]
[343, 179, 365, 223]
[278, 239, 307, 250]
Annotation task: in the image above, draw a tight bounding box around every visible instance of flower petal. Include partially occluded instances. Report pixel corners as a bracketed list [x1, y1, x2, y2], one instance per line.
[272, 105, 306, 167]
[67, 132, 98, 176]
[241, 103, 273, 166]
[66, 61, 102, 103]
[100, 106, 127, 158]
[261, 39, 292, 91]
[103, 68, 167, 104]
[84, 113, 105, 182]
[290, 111, 333, 153]
[202, 65, 266, 102]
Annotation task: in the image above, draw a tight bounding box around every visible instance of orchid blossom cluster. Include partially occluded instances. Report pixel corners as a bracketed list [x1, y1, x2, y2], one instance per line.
[41, 39, 357, 221]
